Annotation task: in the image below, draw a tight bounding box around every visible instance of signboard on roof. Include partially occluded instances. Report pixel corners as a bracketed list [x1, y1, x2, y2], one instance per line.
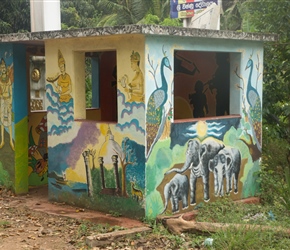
[170, 0, 218, 19]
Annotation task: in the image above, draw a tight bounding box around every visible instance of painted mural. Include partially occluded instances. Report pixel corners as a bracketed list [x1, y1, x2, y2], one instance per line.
[46, 50, 74, 136]
[146, 46, 263, 218]
[0, 57, 14, 150]
[0, 46, 15, 188]
[28, 114, 48, 184]
[239, 54, 262, 155]
[146, 46, 172, 160]
[47, 50, 72, 103]
[45, 47, 146, 218]
[120, 51, 144, 102]
[174, 51, 230, 119]
[0, 26, 271, 218]
[47, 122, 145, 217]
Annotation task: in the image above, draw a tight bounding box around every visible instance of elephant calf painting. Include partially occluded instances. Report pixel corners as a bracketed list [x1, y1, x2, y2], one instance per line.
[165, 138, 224, 206]
[160, 173, 189, 214]
[208, 147, 241, 197]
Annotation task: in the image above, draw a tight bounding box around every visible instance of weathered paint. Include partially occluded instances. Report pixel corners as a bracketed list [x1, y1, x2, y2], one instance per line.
[28, 112, 48, 185]
[13, 44, 28, 194]
[0, 25, 274, 218]
[0, 44, 28, 193]
[44, 35, 146, 218]
[144, 35, 263, 218]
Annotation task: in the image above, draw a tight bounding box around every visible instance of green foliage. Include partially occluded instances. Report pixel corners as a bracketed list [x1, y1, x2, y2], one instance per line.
[97, 0, 181, 27]
[196, 198, 250, 224]
[146, 0, 170, 21]
[160, 18, 182, 27]
[97, 0, 150, 26]
[0, 0, 30, 34]
[244, 0, 290, 138]
[238, 0, 290, 212]
[0, 163, 12, 188]
[76, 220, 123, 239]
[196, 197, 290, 230]
[259, 133, 290, 211]
[211, 226, 290, 250]
[85, 58, 92, 108]
[220, 0, 247, 31]
[89, 168, 145, 219]
[61, 0, 101, 29]
[0, 220, 10, 228]
[0, 0, 180, 33]
[109, 210, 122, 217]
[142, 14, 160, 25]
[190, 235, 204, 248]
[77, 223, 89, 237]
[166, 234, 185, 248]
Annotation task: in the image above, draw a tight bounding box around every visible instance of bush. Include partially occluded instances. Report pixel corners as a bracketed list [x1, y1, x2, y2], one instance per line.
[259, 127, 290, 210]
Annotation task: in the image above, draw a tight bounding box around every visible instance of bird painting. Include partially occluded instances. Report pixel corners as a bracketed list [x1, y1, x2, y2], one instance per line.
[245, 57, 262, 148]
[146, 48, 172, 159]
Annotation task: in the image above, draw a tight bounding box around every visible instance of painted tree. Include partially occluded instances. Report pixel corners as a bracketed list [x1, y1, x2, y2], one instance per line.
[112, 137, 145, 197]
[110, 137, 136, 197]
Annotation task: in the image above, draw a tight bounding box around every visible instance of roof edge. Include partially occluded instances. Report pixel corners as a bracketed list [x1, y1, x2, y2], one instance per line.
[0, 25, 278, 43]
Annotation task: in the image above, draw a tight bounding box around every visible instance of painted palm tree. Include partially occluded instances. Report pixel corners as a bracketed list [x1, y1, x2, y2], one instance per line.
[146, 48, 172, 159]
[245, 57, 261, 149]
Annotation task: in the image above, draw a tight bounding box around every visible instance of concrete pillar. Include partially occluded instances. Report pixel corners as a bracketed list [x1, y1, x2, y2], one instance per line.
[30, 0, 61, 32]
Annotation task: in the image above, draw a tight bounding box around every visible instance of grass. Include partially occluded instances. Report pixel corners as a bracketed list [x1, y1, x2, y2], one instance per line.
[192, 198, 290, 249]
[195, 197, 290, 227]
[210, 226, 290, 250]
[0, 220, 10, 228]
[133, 198, 290, 249]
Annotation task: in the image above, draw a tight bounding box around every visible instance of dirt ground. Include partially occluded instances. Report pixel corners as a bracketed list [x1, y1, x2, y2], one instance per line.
[0, 186, 149, 250]
[0, 186, 204, 250]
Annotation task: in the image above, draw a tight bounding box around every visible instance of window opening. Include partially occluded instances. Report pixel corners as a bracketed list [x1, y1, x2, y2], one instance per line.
[174, 50, 234, 120]
[85, 51, 117, 122]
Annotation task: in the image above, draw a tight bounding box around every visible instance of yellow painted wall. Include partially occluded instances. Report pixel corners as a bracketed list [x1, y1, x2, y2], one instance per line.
[44, 35, 146, 218]
[45, 34, 145, 124]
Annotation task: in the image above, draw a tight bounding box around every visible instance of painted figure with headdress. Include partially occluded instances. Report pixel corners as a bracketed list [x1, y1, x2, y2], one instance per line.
[46, 50, 72, 103]
[119, 50, 144, 102]
[0, 57, 14, 150]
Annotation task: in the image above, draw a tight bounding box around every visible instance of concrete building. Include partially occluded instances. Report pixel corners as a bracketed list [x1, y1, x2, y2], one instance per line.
[0, 25, 277, 218]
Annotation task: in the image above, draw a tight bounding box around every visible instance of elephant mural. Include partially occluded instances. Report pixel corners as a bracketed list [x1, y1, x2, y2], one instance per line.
[165, 138, 224, 205]
[209, 147, 241, 197]
[160, 173, 189, 214]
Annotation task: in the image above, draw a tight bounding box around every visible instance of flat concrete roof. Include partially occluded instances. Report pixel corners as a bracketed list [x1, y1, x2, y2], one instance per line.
[0, 25, 278, 44]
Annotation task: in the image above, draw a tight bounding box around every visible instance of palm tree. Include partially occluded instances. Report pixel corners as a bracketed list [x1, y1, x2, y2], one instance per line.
[146, 0, 170, 21]
[220, 0, 251, 31]
[97, 0, 150, 26]
[137, 0, 172, 25]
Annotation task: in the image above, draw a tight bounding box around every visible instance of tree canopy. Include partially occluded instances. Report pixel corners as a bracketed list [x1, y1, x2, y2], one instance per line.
[244, 1, 290, 143]
[61, 0, 101, 29]
[0, 0, 30, 33]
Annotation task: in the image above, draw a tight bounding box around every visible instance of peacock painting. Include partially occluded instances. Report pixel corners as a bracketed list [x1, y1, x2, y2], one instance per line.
[245, 57, 262, 149]
[146, 48, 172, 159]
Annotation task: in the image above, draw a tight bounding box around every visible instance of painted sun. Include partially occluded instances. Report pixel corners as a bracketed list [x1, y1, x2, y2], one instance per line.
[196, 121, 208, 139]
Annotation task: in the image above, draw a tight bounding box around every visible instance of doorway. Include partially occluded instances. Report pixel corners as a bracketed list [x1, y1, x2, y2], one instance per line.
[27, 47, 48, 187]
